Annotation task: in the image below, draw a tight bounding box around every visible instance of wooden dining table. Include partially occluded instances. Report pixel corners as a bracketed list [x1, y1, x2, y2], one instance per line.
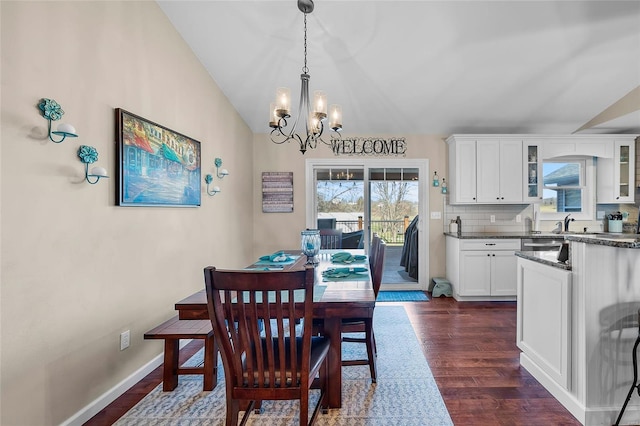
[174, 249, 376, 409]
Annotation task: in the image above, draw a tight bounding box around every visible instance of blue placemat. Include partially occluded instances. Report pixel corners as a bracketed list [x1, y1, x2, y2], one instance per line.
[330, 252, 367, 265]
[254, 254, 300, 266]
[322, 267, 370, 282]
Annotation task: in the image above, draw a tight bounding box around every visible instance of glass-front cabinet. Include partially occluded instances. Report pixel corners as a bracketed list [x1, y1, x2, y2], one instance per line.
[596, 140, 636, 204]
[617, 144, 631, 199]
[524, 144, 542, 202]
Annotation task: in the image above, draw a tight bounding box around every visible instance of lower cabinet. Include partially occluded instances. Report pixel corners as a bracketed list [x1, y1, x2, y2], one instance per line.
[516, 257, 571, 390]
[446, 237, 519, 300]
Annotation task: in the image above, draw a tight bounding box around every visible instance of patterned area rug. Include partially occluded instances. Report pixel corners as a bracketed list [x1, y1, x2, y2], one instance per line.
[377, 291, 429, 302]
[115, 306, 452, 425]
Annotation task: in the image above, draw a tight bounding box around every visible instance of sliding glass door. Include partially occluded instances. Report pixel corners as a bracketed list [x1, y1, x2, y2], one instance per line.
[305, 159, 429, 290]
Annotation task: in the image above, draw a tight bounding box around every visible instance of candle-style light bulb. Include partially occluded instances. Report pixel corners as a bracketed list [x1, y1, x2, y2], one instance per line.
[329, 104, 342, 131]
[276, 87, 290, 117]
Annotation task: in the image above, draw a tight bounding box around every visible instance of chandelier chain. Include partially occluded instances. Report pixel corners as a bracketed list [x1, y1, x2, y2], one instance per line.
[303, 13, 308, 74]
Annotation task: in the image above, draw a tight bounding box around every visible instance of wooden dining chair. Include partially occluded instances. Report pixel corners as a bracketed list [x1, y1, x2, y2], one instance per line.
[204, 265, 330, 426]
[342, 240, 386, 382]
[319, 228, 342, 249]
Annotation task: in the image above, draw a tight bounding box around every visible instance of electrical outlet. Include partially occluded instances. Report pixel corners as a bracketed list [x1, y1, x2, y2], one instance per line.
[490, 215, 495, 223]
[120, 330, 130, 351]
[597, 210, 605, 219]
[516, 215, 521, 223]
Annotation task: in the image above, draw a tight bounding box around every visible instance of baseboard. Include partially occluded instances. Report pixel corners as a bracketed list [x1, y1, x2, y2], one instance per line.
[61, 339, 192, 426]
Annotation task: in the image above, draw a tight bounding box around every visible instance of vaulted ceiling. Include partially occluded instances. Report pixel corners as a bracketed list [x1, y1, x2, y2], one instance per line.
[158, 1, 640, 136]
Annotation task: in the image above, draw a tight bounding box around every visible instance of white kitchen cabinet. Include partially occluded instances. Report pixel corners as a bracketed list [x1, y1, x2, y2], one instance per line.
[447, 136, 523, 204]
[448, 137, 477, 203]
[524, 144, 542, 202]
[476, 139, 523, 203]
[446, 237, 519, 300]
[596, 139, 636, 204]
[516, 257, 571, 390]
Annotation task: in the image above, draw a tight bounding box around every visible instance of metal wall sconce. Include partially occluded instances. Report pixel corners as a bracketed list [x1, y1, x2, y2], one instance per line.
[204, 174, 220, 196]
[38, 98, 78, 143]
[204, 157, 228, 196]
[432, 171, 440, 187]
[77, 145, 108, 184]
[441, 178, 448, 194]
[214, 157, 229, 179]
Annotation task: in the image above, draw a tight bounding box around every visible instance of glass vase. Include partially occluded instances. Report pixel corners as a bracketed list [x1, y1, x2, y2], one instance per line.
[301, 229, 321, 264]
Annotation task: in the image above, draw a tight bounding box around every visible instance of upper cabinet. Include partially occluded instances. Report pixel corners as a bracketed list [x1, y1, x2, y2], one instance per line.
[447, 136, 522, 204]
[597, 139, 636, 204]
[447, 134, 638, 205]
[524, 144, 542, 202]
[449, 137, 477, 203]
[476, 139, 523, 203]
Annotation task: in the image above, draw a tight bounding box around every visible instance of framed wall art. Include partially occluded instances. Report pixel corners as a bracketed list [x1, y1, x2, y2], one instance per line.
[262, 172, 293, 213]
[115, 109, 201, 207]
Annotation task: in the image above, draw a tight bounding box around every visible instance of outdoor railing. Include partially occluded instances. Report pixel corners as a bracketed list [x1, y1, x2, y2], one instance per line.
[334, 218, 410, 245]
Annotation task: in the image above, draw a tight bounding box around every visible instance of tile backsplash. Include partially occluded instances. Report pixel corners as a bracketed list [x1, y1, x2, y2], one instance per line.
[442, 195, 640, 234]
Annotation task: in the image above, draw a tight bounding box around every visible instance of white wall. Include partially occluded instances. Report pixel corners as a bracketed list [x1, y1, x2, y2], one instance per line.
[0, 2, 254, 424]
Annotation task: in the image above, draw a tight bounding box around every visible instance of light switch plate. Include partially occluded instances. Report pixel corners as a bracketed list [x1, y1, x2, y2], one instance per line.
[430, 211, 442, 219]
[597, 210, 605, 219]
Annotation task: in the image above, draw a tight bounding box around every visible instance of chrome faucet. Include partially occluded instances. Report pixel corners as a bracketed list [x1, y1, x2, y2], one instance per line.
[563, 214, 575, 232]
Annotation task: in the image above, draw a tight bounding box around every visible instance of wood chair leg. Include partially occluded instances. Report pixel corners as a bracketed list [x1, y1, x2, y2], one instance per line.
[365, 319, 377, 383]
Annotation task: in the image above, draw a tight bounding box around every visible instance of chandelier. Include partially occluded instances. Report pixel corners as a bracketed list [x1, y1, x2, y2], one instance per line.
[269, 0, 342, 154]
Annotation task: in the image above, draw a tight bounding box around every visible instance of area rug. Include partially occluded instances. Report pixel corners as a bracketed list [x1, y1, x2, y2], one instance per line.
[115, 306, 451, 425]
[377, 291, 429, 302]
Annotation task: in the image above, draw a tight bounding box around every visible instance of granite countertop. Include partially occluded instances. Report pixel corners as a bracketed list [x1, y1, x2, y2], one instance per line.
[445, 232, 640, 249]
[515, 250, 572, 270]
[444, 232, 540, 239]
[563, 234, 640, 249]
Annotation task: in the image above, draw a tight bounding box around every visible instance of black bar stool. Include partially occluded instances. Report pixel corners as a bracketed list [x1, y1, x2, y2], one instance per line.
[614, 308, 640, 426]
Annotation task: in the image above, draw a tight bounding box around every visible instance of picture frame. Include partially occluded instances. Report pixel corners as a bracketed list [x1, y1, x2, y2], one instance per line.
[262, 172, 294, 213]
[115, 109, 201, 207]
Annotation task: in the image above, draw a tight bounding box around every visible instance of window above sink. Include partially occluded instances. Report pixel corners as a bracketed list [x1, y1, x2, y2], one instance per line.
[541, 157, 595, 221]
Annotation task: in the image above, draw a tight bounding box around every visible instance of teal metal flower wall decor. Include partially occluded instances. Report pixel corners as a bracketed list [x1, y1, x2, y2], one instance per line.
[37, 97, 78, 143]
[76, 145, 108, 184]
[77, 145, 98, 164]
[38, 98, 64, 121]
[214, 157, 223, 168]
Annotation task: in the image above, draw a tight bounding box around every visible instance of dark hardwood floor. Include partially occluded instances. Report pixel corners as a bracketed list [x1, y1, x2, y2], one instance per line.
[85, 297, 582, 425]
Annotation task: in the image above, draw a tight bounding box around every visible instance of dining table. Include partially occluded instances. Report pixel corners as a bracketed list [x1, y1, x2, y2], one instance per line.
[174, 249, 376, 409]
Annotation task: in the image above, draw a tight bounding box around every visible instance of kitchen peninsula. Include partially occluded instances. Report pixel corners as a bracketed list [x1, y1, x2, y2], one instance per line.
[516, 234, 640, 426]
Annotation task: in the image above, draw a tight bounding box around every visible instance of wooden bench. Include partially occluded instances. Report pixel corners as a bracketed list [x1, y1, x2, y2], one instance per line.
[144, 316, 218, 391]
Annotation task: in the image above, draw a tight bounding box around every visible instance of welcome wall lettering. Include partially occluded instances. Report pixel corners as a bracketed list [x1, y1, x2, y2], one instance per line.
[329, 137, 407, 156]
